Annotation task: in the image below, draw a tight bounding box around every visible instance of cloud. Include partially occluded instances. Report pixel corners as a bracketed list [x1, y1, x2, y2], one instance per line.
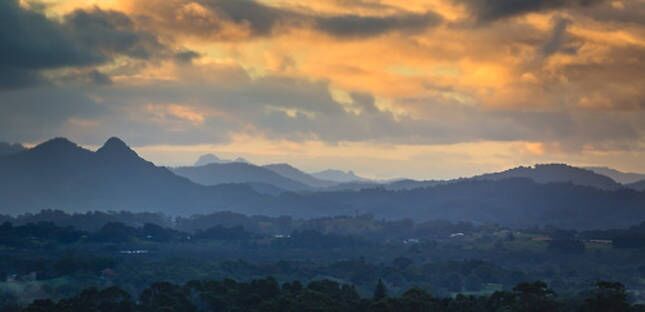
[315, 12, 442, 38]
[0, 0, 167, 89]
[1, 0, 644, 176]
[63, 8, 166, 60]
[131, 0, 442, 40]
[541, 17, 573, 57]
[457, 0, 606, 22]
[174, 50, 201, 64]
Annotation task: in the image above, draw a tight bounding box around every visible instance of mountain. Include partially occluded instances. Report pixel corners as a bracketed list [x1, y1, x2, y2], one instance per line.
[0, 142, 25, 156]
[473, 163, 623, 190]
[263, 163, 337, 188]
[311, 169, 370, 183]
[585, 167, 645, 185]
[173, 162, 312, 192]
[0, 137, 270, 216]
[385, 179, 445, 190]
[194, 153, 250, 166]
[627, 180, 645, 191]
[233, 157, 249, 163]
[2, 138, 644, 230]
[279, 178, 645, 229]
[195, 154, 222, 166]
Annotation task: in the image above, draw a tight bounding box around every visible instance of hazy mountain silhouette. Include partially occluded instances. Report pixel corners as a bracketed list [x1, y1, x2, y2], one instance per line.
[263, 163, 337, 188]
[0, 137, 270, 215]
[585, 166, 645, 185]
[194, 154, 249, 166]
[1, 137, 643, 229]
[194, 154, 222, 166]
[311, 169, 370, 183]
[384, 179, 445, 190]
[280, 178, 645, 229]
[173, 162, 312, 191]
[0, 142, 25, 156]
[473, 164, 623, 190]
[321, 181, 381, 191]
[627, 180, 645, 191]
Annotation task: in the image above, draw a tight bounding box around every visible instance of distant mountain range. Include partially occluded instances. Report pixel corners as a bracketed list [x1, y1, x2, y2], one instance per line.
[263, 163, 337, 188]
[473, 164, 623, 191]
[194, 153, 249, 166]
[628, 180, 645, 192]
[0, 137, 644, 229]
[0, 138, 271, 216]
[0, 142, 25, 156]
[311, 169, 370, 183]
[183, 154, 366, 189]
[585, 167, 645, 184]
[172, 162, 312, 192]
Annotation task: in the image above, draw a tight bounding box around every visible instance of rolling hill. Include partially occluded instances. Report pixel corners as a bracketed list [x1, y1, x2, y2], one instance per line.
[473, 163, 623, 190]
[585, 167, 645, 185]
[263, 163, 337, 188]
[173, 162, 312, 192]
[0, 142, 25, 156]
[627, 180, 645, 192]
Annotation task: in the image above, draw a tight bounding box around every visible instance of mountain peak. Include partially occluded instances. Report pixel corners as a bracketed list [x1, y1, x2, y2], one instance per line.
[96, 137, 139, 160]
[233, 157, 249, 163]
[311, 169, 369, 183]
[31, 137, 79, 153]
[195, 153, 221, 166]
[24, 137, 92, 162]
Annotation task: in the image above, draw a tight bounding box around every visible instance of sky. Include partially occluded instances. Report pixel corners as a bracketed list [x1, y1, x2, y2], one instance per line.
[1, 0, 644, 179]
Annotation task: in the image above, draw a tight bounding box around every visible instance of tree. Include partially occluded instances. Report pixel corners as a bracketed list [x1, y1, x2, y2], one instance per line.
[139, 282, 196, 312]
[373, 278, 387, 300]
[512, 281, 557, 312]
[398, 288, 433, 311]
[581, 281, 630, 312]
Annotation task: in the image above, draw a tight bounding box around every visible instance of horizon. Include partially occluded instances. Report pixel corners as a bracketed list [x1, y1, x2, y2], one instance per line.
[8, 135, 644, 181]
[1, 0, 644, 179]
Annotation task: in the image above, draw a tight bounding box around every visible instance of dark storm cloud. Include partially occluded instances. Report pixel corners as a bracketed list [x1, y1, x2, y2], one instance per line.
[148, 0, 442, 39]
[202, 0, 294, 36]
[0, 0, 100, 89]
[174, 51, 201, 64]
[64, 9, 166, 60]
[458, 0, 605, 22]
[541, 17, 576, 57]
[316, 12, 442, 38]
[87, 70, 113, 85]
[0, 0, 166, 89]
[580, 1, 645, 26]
[1, 64, 643, 150]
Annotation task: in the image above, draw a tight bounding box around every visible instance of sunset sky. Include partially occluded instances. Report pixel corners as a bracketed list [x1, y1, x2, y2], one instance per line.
[1, 0, 644, 179]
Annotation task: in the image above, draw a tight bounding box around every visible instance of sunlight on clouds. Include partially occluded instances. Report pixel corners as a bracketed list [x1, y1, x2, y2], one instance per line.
[136, 134, 642, 180]
[146, 103, 206, 126]
[6, 0, 644, 177]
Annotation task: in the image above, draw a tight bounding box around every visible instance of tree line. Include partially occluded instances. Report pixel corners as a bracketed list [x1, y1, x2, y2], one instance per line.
[7, 277, 644, 312]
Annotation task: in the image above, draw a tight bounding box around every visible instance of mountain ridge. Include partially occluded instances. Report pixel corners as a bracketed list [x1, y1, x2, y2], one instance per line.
[263, 163, 337, 188]
[173, 162, 312, 192]
[311, 169, 370, 183]
[1, 137, 643, 230]
[585, 166, 645, 185]
[0, 137, 271, 216]
[472, 163, 623, 191]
